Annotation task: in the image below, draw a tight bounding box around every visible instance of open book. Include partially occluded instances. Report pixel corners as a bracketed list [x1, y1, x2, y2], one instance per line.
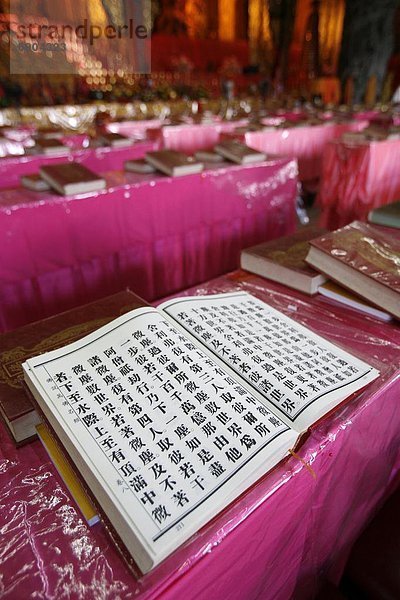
[23, 292, 378, 574]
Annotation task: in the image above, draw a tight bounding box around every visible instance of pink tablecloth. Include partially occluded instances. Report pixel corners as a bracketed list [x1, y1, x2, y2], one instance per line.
[0, 271, 399, 599]
[318, 138, 400, 228]
[0, 140, 157, 190]
[0, 159, 298, 332]
[243, 121, 368, 182]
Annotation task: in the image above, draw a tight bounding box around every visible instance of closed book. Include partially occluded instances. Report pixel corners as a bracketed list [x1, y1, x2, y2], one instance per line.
[0, 291, 146, 445]
[40, 162, 106, 196]
[241, 227, 328, 294]
[318, 281, 392, 322]
[21, 173, 51, 192]
[214, 141, 266, 164]
[124, 159, 156, 174]
[31, 138, 69, 155]
[194, 150, 225, 163]
[99, 133, 132, 148]
[368, 201, 400, 230]
[23, 291, 378, 573]
[146, 150, 204, 177]
[305, 221, 400, 319]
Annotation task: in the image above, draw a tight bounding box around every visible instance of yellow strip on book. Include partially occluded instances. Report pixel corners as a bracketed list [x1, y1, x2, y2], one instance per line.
[36, 423, 99, 526]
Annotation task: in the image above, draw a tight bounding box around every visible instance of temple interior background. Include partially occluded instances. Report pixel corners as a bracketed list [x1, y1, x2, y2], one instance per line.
[0, 0, 399, 107]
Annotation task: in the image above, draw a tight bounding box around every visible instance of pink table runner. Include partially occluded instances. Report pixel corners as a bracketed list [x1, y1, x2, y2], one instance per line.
[318, 138, 400, 228]
[242, 121, 367, 182]
[0, 159, 297, 332]
[0, 271, 399, 599]
[0, 140, 157, 190]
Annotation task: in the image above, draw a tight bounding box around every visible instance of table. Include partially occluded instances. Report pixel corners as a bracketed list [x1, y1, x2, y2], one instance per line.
[0, 159, 297, 332]
[0, 271, 399, 599]
[241, 121, 368, 182]
[318, 138, 400, 229]
[0, 141, 158, 190]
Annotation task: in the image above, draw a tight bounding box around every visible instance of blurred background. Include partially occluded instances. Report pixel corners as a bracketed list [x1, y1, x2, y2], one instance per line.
[0, 0, 399, 107]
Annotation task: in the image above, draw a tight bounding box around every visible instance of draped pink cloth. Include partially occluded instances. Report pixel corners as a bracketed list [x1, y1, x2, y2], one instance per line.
[242, 121, 368, 182]
[0, 271, 399, 599]
[318, 139, 400, 228]
[0, 159, 298, 332]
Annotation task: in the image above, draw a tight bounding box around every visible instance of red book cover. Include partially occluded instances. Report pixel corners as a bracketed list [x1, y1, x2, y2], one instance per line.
[40, 163, 101, 187]
[0, 291, 147, 444]
[309, 221, 400, 294]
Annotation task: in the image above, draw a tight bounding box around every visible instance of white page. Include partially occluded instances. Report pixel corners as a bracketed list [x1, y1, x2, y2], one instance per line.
[24, 306, 297, 573]
[160, 293, 379, 432]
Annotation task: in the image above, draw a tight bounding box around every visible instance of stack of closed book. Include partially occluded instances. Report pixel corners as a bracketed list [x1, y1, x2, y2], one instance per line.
[241, 224, 399, 321]
[29, 138, 70, 155]
[98, 132, 132, 148]
[305, 222, 400, 320]
[214, 140, 266, 164]
[40, 163, 106, 195]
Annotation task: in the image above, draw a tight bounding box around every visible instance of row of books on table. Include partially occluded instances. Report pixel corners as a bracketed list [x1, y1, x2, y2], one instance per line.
[21, 142, 268, 195]
[26, 132, 135, 155]
[1, 216, 398, 574]
[0, 130, 139, 157]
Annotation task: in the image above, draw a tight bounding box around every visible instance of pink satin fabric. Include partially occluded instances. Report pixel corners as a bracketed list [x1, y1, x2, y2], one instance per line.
[0, 159, 298, 332]
[318, 139, 400, 228]
[0, 272, 399, 599]
[0, 141, 158, 190]
[243, 121, 368, 182]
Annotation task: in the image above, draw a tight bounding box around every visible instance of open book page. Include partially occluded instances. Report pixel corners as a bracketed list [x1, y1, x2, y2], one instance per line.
[23, 306, 297, 573]
[160, 293, 379, 432]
